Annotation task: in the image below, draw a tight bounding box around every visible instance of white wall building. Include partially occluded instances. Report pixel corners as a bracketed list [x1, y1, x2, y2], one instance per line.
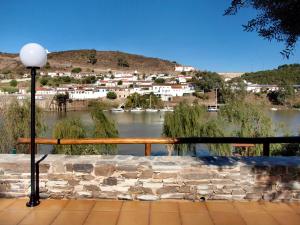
[152, 84, 195, 101]
[69, 88, 107, 100]
[175, 66, 195, 72]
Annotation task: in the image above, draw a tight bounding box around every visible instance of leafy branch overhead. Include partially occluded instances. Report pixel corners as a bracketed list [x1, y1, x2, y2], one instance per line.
[225, 0, 300, 58]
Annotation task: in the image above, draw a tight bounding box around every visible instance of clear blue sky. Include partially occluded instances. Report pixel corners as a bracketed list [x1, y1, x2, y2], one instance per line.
[0, 0, 299, 72]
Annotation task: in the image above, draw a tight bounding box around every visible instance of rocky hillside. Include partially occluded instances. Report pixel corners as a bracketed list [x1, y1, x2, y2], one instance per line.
[0, 50, 178, 76]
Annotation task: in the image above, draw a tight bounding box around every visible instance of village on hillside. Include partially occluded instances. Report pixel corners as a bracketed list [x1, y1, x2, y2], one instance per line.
[1, 61, 300, 111]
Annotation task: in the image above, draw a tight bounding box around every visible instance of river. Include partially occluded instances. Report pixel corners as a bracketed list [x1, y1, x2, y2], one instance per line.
[38, 110, 300, 155]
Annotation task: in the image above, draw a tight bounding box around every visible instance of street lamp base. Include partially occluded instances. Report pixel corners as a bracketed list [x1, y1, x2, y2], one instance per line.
[26, 195, 40, 207]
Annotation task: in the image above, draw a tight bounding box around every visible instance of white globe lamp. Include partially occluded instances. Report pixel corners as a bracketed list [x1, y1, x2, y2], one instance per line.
[19, 43, 47, 208]
[20, 43, 47, 68]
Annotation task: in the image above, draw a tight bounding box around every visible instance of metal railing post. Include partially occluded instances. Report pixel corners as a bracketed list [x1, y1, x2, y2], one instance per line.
[263, 142, 270, 156]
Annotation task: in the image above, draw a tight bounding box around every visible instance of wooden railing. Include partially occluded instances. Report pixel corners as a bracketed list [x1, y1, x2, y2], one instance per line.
[17, 136, 300, 156]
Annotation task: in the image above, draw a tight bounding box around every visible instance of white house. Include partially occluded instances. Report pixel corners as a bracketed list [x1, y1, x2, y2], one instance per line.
[246, 84, 279, 93]
[36, 87, 56, 95]
[175, 66, 195, 72]
[152, 84, 195, 101]
[69, 87, 107, 100]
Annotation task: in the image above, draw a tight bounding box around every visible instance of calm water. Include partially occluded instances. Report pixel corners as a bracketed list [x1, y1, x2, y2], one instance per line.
[39, 110, 300, 155]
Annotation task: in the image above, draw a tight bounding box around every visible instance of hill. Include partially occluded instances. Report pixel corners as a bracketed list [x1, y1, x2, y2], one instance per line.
[239, 64, 300, 85]
[0, 49, 178, 77]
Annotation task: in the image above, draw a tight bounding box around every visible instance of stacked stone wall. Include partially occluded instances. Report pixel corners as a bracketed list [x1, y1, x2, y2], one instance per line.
[0, 155, 300, 201]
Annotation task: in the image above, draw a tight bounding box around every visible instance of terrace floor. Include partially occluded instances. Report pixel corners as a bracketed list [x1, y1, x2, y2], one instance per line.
[0, 199, 299, 225]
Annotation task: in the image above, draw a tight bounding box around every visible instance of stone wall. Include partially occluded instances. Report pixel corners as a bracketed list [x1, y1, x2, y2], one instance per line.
[0, 154, 300, 201]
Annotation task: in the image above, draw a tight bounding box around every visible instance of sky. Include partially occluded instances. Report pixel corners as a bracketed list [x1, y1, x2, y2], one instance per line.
[0, 0, 299, 72]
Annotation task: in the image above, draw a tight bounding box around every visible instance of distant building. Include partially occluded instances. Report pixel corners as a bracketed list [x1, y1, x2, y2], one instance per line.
[175, 66, 195, 72]
[152, 84, 195, 101]
[69, 87, 107, 100]
[218, 72, 244, 80]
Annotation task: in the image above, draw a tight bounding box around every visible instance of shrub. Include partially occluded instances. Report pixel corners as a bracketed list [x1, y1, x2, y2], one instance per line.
[71, 67, 82, 73]
[9, 79, 17, 87]
[106, 91, 117, 100]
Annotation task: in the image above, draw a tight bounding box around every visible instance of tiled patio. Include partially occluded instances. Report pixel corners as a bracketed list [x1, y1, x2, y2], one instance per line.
[0, 199, 299, 225]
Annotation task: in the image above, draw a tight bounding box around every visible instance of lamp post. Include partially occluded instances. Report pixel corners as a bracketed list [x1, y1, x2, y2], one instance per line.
[20, 43, 47, 207]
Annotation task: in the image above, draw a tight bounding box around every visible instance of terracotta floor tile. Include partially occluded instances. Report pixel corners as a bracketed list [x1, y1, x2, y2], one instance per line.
[51, 211, 89, 225]
[35, 200, 69, 211]
[206, 202, 246, 225]
[179, 202, 208, 213]
[268, 212, 300, 225]
[151, 201, 178, 212]
[19, 210, 60, 225]
[151, 212, 181, 225]
[207, 211, 247, 225]
[288, 203, 300, 214]
[64, 200, 95, 211]
[84, 211, 119, 225]
[117, 211, 149, 225]
[233, 201, 266, 212]
[5, 199, 33, 211]
[0, 199, 16, 211]
[234, 202, 279, 225]
[206, 201, 238, 213]
[93, 200, 123, 212]
[0, 210, 29, 225]
[262, 202, 295, 213]
[181, 212, 214, 225]
[122, 201, 150, 212]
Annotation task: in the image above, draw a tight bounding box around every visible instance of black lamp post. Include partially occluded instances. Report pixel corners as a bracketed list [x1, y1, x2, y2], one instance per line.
[20, 43, 47, 207]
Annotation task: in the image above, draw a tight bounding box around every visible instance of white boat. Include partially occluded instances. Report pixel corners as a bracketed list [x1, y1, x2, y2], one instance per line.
[111, 108, 124, 112]
[270, 107, 278, 111]
[145, 108, 158, 112]
[130, 107, 144, 112]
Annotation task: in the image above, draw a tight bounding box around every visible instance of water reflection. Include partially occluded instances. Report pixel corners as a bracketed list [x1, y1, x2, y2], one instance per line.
[40, 110, 300, 156]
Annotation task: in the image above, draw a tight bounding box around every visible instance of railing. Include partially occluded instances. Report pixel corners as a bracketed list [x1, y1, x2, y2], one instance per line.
[18, 136, 300, 156]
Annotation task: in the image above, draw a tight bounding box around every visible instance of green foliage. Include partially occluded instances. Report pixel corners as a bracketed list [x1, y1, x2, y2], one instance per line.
[220, 100, 273, 155]
[154, 78, 165, 84]
[271, 143, 300, 156]
[87, 50, 97, 65]
[193, 92, 209, 100]
[9, 79, 17, 87]
[106, 91, 117, 100]
[52, 118, 87, 155]
[2, 69, 11, 74]
[225, 1, 300, 57]
[218, 81, 247, 104]
[39, 75, 97, 87]
[88, 100, 118, 111]
[267, 85, 295, 105]
[163, 103, 230, 155]
[45, 62, 51, 69]
[81, 76, 96, 84]
[163, 100, 276, 156]
[239, 64, 300, 85]
[39, 76, 50, 86]
[71, 67, 82, 73]
[89, 102, 119, 154]
[52, 103, 119, 155]
[0, 100, 45, 153]
[117, 80, 123, 85]
[0, 86, 19, 94]
[117, 57, 129, 67]
[125, 93, 163, 109]
[192, 71, 223, 92]
[293, 103, 300, 109]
